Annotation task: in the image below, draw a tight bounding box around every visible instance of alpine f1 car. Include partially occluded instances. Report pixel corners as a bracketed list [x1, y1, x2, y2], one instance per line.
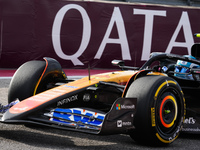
[2, 35, 200, 146]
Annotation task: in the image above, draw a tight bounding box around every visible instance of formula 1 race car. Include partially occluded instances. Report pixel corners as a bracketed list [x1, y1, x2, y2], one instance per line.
[1, 36, 200, 146]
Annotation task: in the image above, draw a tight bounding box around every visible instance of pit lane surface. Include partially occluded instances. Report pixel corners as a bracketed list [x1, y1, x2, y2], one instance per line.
[0, 79, 200, 150]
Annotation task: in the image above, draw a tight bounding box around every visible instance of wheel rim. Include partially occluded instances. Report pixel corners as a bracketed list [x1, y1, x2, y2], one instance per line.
[159, 95, 177, 128]
[157, 91, 180, 134]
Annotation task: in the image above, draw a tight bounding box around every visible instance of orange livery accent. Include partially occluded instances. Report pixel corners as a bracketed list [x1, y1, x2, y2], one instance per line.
[9, 71, 136, 114]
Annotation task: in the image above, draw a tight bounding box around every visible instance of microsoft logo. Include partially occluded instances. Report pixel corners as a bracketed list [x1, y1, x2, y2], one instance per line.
[116, 104, 135, 110]
[116, 104, 121, 110]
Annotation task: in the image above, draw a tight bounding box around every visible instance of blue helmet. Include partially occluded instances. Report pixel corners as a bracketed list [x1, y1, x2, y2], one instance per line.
[174, 55, 199, 78]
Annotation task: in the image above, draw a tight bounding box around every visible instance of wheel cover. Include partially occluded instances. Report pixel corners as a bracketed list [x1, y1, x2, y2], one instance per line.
[156, 90, 181, 137]
[159, 95, 177, 128]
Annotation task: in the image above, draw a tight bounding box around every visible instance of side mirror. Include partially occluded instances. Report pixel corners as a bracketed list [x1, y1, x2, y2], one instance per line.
[111, 60, 124, 67]
[111, 60, 139, 70]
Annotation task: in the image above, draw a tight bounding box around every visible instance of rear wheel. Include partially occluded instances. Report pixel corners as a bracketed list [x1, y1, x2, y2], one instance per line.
[125, 75, 185, 145]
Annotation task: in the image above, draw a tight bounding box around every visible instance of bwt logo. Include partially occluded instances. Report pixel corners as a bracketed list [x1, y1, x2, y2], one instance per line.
[53, 108, 105, 126]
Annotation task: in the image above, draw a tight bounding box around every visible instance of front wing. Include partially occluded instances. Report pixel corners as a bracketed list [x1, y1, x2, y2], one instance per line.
[0, 97, 136, 135]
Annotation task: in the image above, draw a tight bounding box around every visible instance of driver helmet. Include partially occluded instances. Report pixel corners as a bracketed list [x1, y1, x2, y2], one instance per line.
[174, 55, 199, 79]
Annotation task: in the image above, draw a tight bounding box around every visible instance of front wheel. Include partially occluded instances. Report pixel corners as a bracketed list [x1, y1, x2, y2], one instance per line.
[125, 75, 185, 145]
[8, 58, 66, 103]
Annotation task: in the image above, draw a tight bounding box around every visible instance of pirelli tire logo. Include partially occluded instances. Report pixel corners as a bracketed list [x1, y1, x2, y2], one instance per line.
[151, 107, 156, 127]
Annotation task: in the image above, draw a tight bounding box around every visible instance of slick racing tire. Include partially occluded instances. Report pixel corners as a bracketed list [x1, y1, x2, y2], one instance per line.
[8, 59, 66, 103]
[125, 75, 185, 145]
[8, 61, 46, 103]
